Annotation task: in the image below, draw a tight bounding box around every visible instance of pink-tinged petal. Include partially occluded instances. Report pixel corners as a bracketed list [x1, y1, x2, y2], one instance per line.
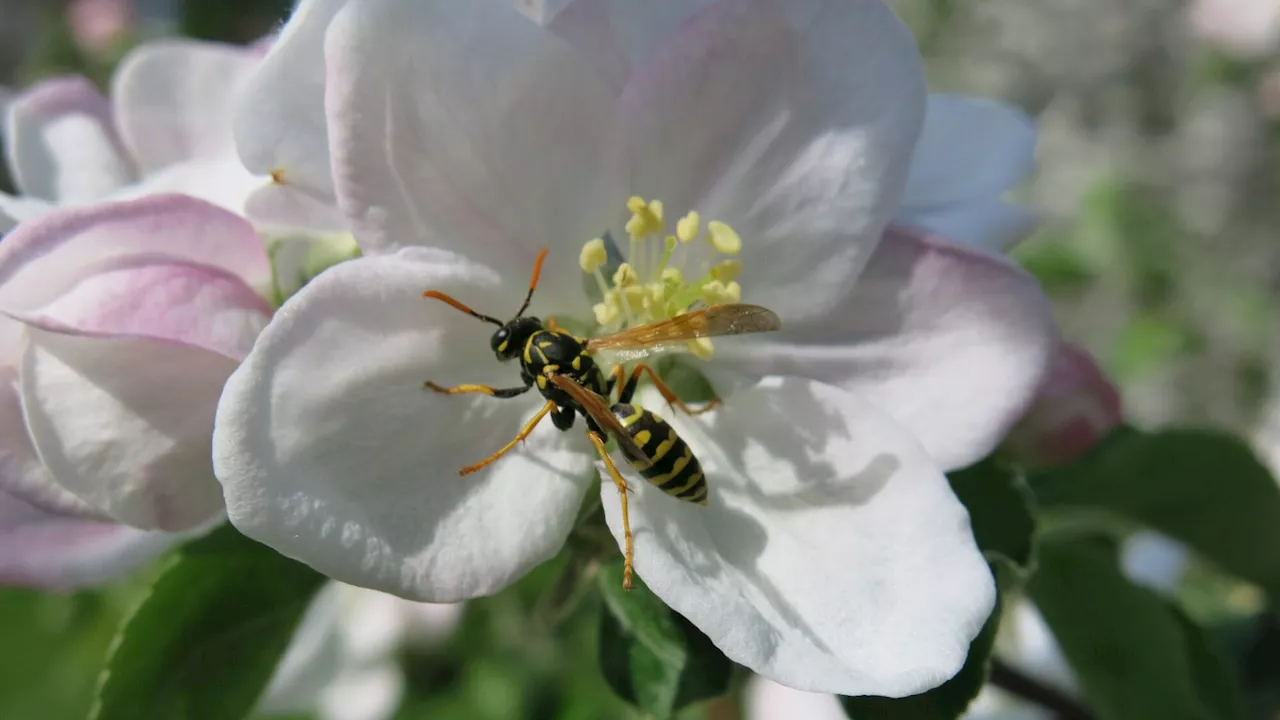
[234, 0, 349, 201]
[0, 488, 179, 589]
[245, 181, 348, 233]
[20, 328, 237, 531]
[113, 157, 260, 215]
[622, 0, 926, 323]
[896, 94, 1038, 252]
[0, 363, 103, 518]
[5, 75, 135, 203]
[17, 259, 270, 361]
[745, 676, 846, 720]
[112, 39, 259, 172]
[214, 250, 595, 602]
[606, 378, 994, 696]
[1003, 343, 1122, 468]
[715, 227, 1058, 471]
[325, 0, 625, 311]
[0, 192, 56, 232]
[0, 194, 272, 313]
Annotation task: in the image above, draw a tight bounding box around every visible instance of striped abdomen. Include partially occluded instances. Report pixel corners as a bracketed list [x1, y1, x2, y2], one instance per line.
[611, 403, 708, 506]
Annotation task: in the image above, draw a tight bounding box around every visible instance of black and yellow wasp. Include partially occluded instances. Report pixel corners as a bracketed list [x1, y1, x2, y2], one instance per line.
[422, 249, 781, 589]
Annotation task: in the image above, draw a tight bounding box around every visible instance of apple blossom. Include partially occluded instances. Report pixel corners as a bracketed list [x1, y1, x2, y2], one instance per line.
[214, 0, 1057, 697]
[260, 583, 463, 720]
[1, 37, 261, 231]
[0, 194, 272, 588]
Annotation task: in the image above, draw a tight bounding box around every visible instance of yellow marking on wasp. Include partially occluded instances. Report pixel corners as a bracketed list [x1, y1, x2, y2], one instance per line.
[620, 406, 644, 426]
[497, 339, 509, 353]
[668, 466, 704, 496]
[544, 364, 560, 374]
[651, 428, 678, 462]
[536, 376, 547, 389]
[523, 339, 533, 364]
[633, 430, 652, 447]
[538, 341, 553, 349]
[571, 356, 582, 371]
[649, 450, 693, 486]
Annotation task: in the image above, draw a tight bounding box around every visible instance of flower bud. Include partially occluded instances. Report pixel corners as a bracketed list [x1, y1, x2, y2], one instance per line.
[1003, 343, 1122, 467]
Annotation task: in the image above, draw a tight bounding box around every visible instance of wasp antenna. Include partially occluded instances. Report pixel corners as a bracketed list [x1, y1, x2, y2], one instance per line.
[423, 290, 503, 326]
[515, 248, 550, 318]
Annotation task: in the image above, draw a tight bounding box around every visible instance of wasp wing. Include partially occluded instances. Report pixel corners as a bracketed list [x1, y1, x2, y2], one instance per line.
[548, 374, 648, 461]
[585, 304, 781, 355]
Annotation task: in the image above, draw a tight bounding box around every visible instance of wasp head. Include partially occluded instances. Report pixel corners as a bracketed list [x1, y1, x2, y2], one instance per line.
[491, 317, 542, 361]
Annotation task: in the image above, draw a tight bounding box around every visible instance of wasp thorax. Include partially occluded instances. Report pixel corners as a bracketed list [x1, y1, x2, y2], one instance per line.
[579, 197, 746, 360]
[492, 316, 542, 360]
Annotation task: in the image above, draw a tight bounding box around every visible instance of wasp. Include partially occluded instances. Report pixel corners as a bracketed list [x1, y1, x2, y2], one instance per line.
[422, 249, 781, 589]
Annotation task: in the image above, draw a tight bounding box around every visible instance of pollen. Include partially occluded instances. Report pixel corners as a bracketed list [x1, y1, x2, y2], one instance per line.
[580, 237, 607, 272]
[579, 199, 751, 361]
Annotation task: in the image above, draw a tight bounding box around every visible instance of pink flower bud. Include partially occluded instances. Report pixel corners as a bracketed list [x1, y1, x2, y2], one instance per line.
[1004, 343, 1122, 467]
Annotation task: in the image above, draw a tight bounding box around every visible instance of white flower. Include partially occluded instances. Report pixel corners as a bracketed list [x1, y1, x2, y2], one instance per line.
[1, 38, 261, 231]
[214, 0, 1056, 697]
[0, 194, 273, 587]
[260, 583, 463, 720]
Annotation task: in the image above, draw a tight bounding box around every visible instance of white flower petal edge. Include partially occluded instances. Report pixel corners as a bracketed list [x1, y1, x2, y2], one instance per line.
[323, 0, 625, 309]
[0, 488, 178, 589]
[605, 378, 994, 697]
[5, 75, 135, 205]
[714, 226, 1058, 470]
[214, 250, 597, 602]
[744, 675, 847, 720]
[618, 0, 926, 323]
[234, 0, 349, 202]
[112, 39, 259, 174]
[895, 94, 1038, 252]
[20, 329, 240, 532]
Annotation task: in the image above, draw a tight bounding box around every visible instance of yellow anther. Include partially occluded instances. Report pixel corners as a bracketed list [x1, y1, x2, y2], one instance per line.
[688, 337, 715, 360]
[701, 280, 741, 306]
[661, 266, 684, 287]
[647, 282, 667, 305]
[711, 259, 741, 282]
[613, 263, 639, 287]
[625, 197, 665, 240]
[622, 284, 648, 309]
[594, 300, 621, 326]
[580, 238, 607, 273]
[724, 281, 742, 303]
[676, 212, 701, 243]
[706, 221, 742, 255]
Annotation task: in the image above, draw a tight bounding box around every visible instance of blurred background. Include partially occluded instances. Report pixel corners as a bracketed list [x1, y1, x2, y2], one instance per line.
[3, 0, 1280, 718]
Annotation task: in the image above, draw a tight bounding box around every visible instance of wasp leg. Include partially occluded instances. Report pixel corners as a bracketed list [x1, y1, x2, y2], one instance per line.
[551, 405, 576, 430]
[424, 381, 531, 399]
[588, 431, 634, 591]
[459, 400, 556, 476]
[611, 363, 721, 415]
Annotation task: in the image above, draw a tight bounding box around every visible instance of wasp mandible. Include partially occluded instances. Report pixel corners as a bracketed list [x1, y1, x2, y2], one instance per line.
[422, 249, 781, 589]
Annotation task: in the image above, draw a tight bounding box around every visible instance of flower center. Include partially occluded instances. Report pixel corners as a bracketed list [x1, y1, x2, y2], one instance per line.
[578, 197, 745, 360]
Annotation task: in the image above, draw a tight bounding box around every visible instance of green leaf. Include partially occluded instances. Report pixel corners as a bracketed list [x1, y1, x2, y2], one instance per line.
[948, 459, 1036, 572]
[1029, 536, 1246, 720]
[92, 524, 326, 720]
[596, 561, 732, 718]
[1032, 427, 1280, 598]
[842, 560, 1016, 720]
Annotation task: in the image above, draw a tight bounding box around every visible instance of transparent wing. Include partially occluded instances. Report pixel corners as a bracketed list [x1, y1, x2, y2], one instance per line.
[585, 304, 781, 354]
[548, 374, 648, 460]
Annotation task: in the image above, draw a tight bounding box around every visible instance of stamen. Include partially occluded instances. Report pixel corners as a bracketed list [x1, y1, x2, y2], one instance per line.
[707, 221, 742, 255]
[676, 212, 700, 244]
[580, 237, 607, 272]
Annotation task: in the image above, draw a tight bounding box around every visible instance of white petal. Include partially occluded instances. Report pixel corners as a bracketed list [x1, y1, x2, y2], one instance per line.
[20, 328, 236, 531]
[896, 95, 1038, 252]
[112, 39, 259, 172]
[621, 0, 926, 322]
[18, 258, 270, 360]
[0, 192, 56, 232]
[714, 227, 1057, 470]
[0, 488, 178, 589]
[744, 675, 846, 720]
[214, 251, 596, 601]
[245, 181, 348, 233]
[0, 194, 272, 315]
[112, 158, 261, 216]
[324, 0, 625, 310]
[5, 75, 135, 203]
[319, 663, 404, 720]
[0, 363, 102, 518]
[897, 199, 1039, 254]
[233, 0, 350, 201]
[602, 377, 994, 696]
